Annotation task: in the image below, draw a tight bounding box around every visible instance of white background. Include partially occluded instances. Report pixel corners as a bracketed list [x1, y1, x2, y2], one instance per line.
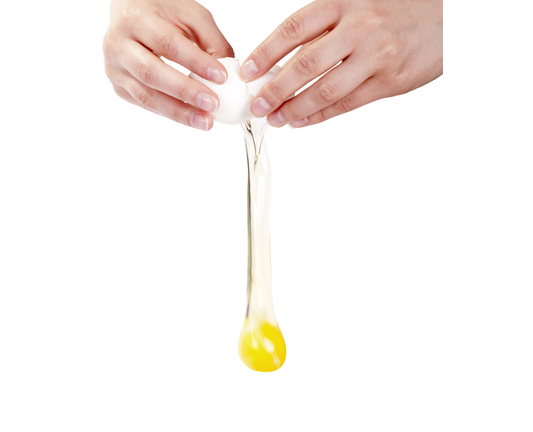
[1, 0, 532, 431]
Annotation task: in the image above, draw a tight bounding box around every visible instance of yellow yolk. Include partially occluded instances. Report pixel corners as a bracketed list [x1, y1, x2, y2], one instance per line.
[238, 318, 286, 372]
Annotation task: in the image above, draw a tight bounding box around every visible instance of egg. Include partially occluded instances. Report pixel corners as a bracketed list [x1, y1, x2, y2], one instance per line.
[189, 58, 281, 125]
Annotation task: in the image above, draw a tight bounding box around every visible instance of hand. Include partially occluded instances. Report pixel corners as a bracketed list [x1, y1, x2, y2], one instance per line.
[239, 0, 443, 128]
[103, 0, 234, 131]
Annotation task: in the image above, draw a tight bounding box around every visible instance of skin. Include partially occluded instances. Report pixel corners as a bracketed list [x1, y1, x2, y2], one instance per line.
[103, 0, 234, 131]
[103, 0, 442, 130]
[239, 0, 443, 128]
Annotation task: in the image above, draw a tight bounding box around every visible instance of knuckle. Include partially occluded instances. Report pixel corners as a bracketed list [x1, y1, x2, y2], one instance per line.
[116, 5, 142, 32]
[136, 89, 154, 109]
[104, 64, 112, 80]
[312, 109, 327, 124]
[264, 81, 285, 105]
[102, 32, 119, 60]
[119, 5, 142, 25]
[294, 49, 320, 76]
[154, 31, 176, 57]
[337, 96, 357, 114]
[113, 85, 133, 104]
[187, 55, 201, 75]
[283, 104, 302, 123]
[392, 66, 413, 95]
[378, 34, 405, 63]
[206, 40, 234, 58]
[199, 6, 213, 20]
[192, 3, 212, 20]
[255, 44, 271, 63]
[315, 81, 339, 105]
[174, 84, 189, 103]
[375, 67, 410, 97]
[371, 75, 392, 95]
[138, 61, 157, 86]
[280, 13, 305, 42]
[112, 85, 124, 97]
[104, 64, 119, 84]
[102, 33, 112, 56]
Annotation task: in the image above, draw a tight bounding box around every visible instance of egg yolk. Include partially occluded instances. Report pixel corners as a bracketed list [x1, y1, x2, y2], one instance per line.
[238, 318, 286, 372]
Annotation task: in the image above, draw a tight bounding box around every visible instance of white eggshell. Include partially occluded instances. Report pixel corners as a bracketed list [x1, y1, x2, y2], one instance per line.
[189, 58, 282, 125]
[246, 65, 282, 97]
[190, 58, 252, 125]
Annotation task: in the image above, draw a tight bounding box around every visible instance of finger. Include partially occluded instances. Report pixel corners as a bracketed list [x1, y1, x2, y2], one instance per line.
[186, 7, 235, 59]
[239, 1, 341, 81]
[132, 17, 229, 84]
[121, 41, 221, 114]
[250, 31, 354, 118]
[266, 55, 374, 127]
[105, 62, 145, 109]
[292, 77, 390, 128]
[293, 30, 330, 57]
[112, 84, 144, 109]
[121, 74, 214, 131]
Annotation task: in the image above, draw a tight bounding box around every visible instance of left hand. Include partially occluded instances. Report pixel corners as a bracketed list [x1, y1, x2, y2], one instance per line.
[239, 0, 443, 128]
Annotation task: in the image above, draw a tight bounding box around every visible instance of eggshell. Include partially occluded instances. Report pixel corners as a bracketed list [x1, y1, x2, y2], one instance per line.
[190, 58, 252, 125]
[190, 58, 281, 125]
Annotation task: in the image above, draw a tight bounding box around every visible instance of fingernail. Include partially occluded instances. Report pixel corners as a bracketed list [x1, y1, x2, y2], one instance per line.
[196, 92, 218, 113]
[189, 113, 209, 131]
[267, 110, 286, 127]
[289, 117, 308, 128]
[250, 97, 271, 118]
[239, 59, 259, 81]
[206, 67, 226, 84]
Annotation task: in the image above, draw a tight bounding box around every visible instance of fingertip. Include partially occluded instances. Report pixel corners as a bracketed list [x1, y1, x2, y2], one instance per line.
[250, 97, 271, 118]
[205, 113, 215, 131]
[267, 110, 286, 128]
[239, 59, 259, 81]
[289, 116, 309, 128]
[195, 92, 219, 113]
[205, 44, 234, 82]
[205, 66, 227, 84]
[188, 112, 212, 131]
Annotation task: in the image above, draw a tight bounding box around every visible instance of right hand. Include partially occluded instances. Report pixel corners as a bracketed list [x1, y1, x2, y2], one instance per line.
[239, 0, 442, 129]
[103, 0, 234, 131]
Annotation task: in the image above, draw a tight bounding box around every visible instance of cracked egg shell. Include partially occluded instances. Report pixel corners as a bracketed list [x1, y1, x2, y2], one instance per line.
[189, 58, 281, 125]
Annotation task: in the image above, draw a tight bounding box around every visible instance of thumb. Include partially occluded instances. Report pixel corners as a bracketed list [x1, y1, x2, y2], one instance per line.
[190, 10, 235, 59]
